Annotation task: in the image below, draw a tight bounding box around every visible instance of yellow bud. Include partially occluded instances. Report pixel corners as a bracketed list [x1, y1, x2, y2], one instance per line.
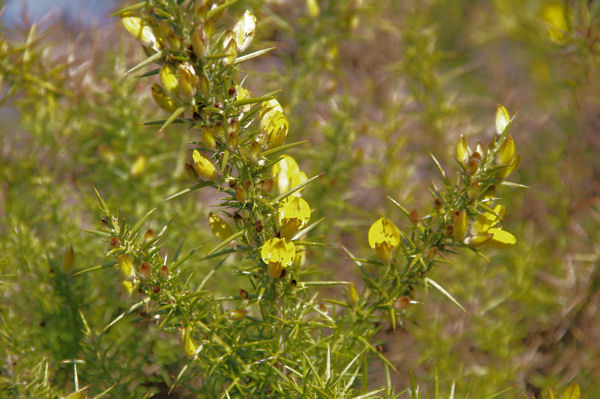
[497, 135, 515, 165]
[541, 4, 568, 44]
[228, 309, 247, 321]
[151, 84, 178, 113]
[499, 153, 520, 179]
[121, 14, 159, 50]
[233, 10, 256, 52]
[348, 281, 359, 306]
[222, 30, 237, 66]
[63, 245, 74, 273]
[306, 0, 320, 17]
[130, 154, 147, 177]
[178, 62, 197, 99]
[160, 63, 179, 96]
[121, 280, 135, 296]
[456, 136, 469, 167]
[180, 326, 197, 358]
[452, 209, 468, 242]
[118, 254, 135, 280]
[227, 119, 239, 149]
[235, 185, 247, 203]
[495, 104, 510, 135]
[139, 262, 152, 281]
[201, 127, 216, 149]
[192, 150, 217, 180]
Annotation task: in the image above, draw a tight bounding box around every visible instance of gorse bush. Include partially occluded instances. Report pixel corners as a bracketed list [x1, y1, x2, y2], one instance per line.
[1, 0, 598, 398]
[87, 1, 520, 397]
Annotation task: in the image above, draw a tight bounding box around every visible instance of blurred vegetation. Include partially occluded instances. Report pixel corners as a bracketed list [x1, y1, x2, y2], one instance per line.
[1, 0, 599, 398]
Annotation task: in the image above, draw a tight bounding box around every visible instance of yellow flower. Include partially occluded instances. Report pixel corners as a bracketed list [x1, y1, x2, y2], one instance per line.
[278, 196, 311, 239]
[452, 209, 468, 242]
[208, 212, 233, 241]
[495, 134, 520, 179]
[177, 62, 197, 99]
[130, 154, 147, 177]
[222, 30, 237, 65]
[368, 217, 401, 263]
[192, 150, 217, 180]
[121, 14, 160, 51]
[233, 10, 256, 52]
[151, 84, 178, 113]
[118, 254, 135, 280]
[541, 3, 568, 44]
[180, 326, 197, 358]
[495, 104, 510, 135]
[261, 238, 296, 278]
[468, 204, 517, 249]
[260, 99, 289, 149]
[272, 155, 307, 196]
[160, 63, 179, 96]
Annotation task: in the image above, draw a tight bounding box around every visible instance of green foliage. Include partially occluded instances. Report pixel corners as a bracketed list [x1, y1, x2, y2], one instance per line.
[1, 0, 599, 398]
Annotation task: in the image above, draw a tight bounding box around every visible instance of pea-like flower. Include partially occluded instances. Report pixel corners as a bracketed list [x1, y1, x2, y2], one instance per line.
[278, 196, 311, 239]
[120, 13, 160, 51]
[368, 217, 401, 263]
[261, 238, 296, 278]
[272, 155, 307, 196]
[233, 10, 256, 52]
[467, 204, 517, 249]
[192, 150, 217, 180]
[260, 99, 289, 149]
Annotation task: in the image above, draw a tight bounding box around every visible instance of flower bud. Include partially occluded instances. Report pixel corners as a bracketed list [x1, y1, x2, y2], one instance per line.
[192, 149, 217, 180]
[233, 11, 256, 52]
[151, 84, 178, 113]
[178, 62, 197, 99]
[348, 281, 359, 306]
[496, 135, 515, 165]
[201, 127, 216, 149]
[495, 104, 510, 135]
[160, 63, 179, 96]
[452, 209, 468, 242]
[409, 208, 419, 224]
[181, 326, 197, 358]
[160, 265, 169, 279]
[119, 254, 135, 280]
[228, 309, 247, 321]
[456, 136, 469, 167]
[235, 185, 247, 203]
[130, 154, 147, 177]
[139, 262, 152, 281]
[121, 280, 135, 296]
[222, 30, 237, 66]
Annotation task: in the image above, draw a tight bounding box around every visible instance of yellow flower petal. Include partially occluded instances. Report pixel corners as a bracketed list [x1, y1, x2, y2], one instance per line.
[487, 227, 517, 249]
[209, 212, 233, 241]
[495, 104, 510, 135]
[192, 150, 217, 180]
[233, 10, 256, 52]
[261, 238, 296, 276]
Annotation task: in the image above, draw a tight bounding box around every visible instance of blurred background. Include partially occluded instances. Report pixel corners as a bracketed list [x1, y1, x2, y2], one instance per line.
[1, 0, 599, 397]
